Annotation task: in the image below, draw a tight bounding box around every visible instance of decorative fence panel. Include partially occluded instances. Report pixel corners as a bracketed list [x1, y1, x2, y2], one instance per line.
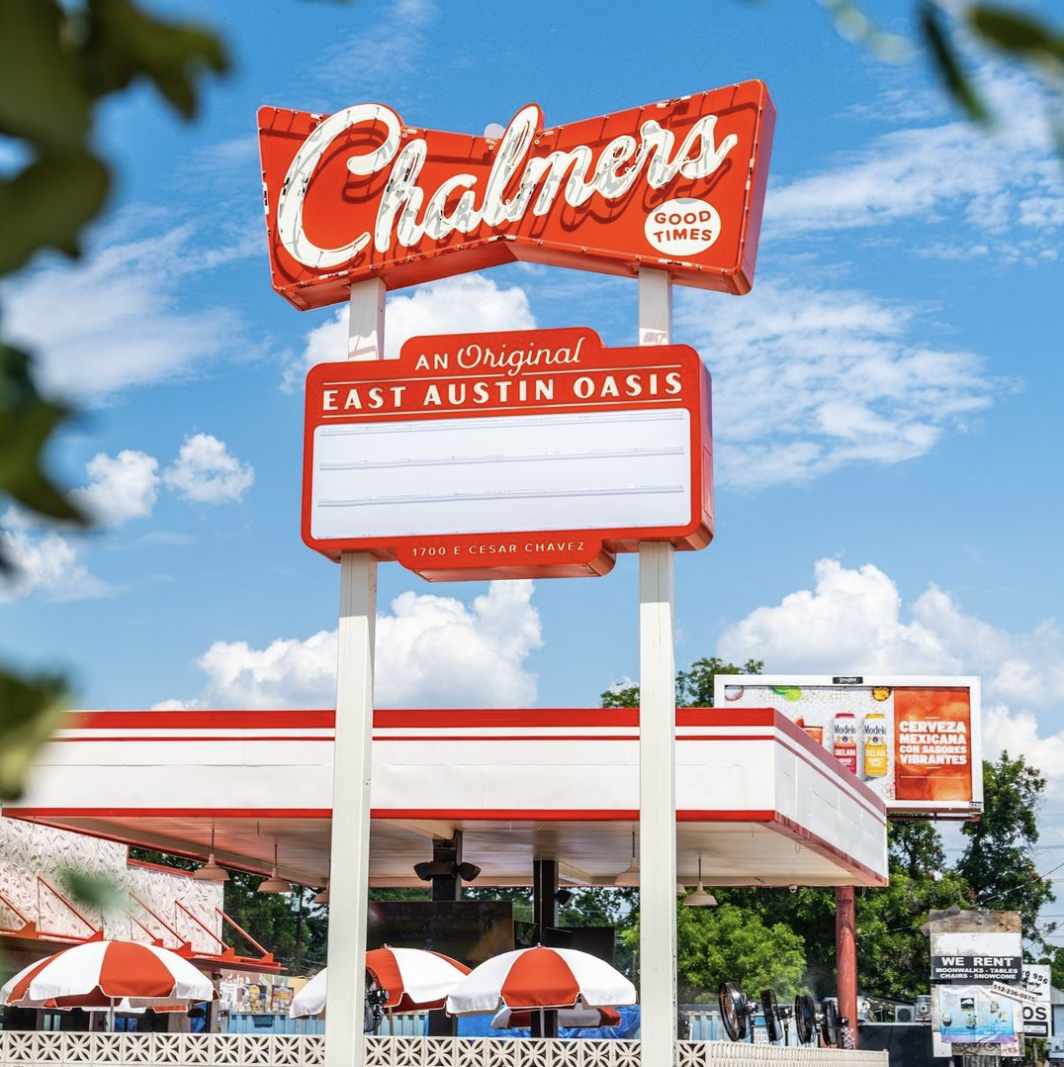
[0, 1033, 889, 1067]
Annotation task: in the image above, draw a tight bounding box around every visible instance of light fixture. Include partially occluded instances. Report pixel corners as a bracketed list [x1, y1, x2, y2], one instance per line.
[193, 826, 229, 883]
[457, 861, 481, 883]
[615, 831, 640, 887]
[312, 880, 329, 905]
[676, 882, 687, 896]
[683, 857, 717, 907]
[412, 859, 482, 883]
[554, 888, 574, 906]
[257, 843, 292, 895]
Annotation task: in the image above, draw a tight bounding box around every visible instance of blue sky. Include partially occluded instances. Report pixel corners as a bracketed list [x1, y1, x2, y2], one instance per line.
[3, 0, 1064, 908]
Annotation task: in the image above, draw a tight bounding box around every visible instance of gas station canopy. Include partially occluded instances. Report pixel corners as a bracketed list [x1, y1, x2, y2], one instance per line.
[4, 707, 887, 889]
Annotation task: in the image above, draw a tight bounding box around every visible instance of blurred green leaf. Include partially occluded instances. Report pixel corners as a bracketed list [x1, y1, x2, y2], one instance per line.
[81, 0, 229, 120]
[60, 870, 128, 911]
[968, 5, 1064, 67]
[0, 152, 110, 276]
[817, 0, 911, 63]
[0, 1, 229, 821]
[0, 343, 88, 527]
[0, 668, 66, 801]
[921, 2, 992, 125]
[0, 0, 91, 150]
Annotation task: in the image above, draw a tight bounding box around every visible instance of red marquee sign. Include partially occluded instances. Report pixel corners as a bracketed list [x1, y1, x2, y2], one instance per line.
[303, 328, 712, 580]
[259, 82, 775, 310]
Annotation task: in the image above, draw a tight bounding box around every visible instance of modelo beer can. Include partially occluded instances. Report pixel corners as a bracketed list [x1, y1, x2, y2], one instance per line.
[833, 711, 858, 774]
[863, 711, 889, 777]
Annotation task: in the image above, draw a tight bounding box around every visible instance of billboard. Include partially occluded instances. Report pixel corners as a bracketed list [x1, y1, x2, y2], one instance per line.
[258, 83, 776, 309]
[303, 327, 712, 579]
[714, 675, 982, 817]
[1021, 964, 1052, 1038]
[934, 986, 1020, 1046]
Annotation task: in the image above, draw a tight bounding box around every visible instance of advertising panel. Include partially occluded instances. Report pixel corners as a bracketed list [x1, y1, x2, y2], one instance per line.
[930, 922, 1023, 981]
[714, 675, 982, 817]
[935, 985, 1019, 1045]
[1021, 964, 1052, 1037]
[303, 327, 712, 579]
[258, 83, 776, 309]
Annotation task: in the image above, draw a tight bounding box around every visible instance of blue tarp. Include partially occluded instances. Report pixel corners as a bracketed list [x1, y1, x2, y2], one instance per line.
[458, 1004, 641, 1040]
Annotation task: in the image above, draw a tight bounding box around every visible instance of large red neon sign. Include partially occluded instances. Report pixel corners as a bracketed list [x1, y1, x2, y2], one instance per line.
[259, 82, 775, 310]
[303, 328, 712, 580]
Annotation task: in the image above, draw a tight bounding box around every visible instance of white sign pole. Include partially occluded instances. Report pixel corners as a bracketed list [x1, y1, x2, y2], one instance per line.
[637, 267, 678, 1064]
[323, 278, 385, 1067]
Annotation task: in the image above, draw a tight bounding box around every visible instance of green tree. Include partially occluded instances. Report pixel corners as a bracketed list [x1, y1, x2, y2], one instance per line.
[855, 870, 971, 1000]
[601, 657, 763, 709]
[558, 887, 638, 931]
[223, 873, 328, 974]
[849, 819, 969, 999]
[956, 753, 1056, 945]
[889, 818, 948, 880]
[664, 902, 805, 1003]
[711, 885, 838, 997]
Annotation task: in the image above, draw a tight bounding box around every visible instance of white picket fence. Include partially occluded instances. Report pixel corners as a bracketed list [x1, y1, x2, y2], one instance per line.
[0, 1032, 889, 1067]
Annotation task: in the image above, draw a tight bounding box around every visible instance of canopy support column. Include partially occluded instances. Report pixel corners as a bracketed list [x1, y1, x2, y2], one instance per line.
[837, 885, 858, 1046]
[531, 859, 560, 1038]
[637, 267, 678, 1065]
[323, 278, 385, 1067]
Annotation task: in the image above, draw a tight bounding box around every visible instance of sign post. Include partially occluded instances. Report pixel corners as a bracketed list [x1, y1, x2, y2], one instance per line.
[637, 268, 678, 1064]
[259, 84, 776, 1066]
[323, 278, 385, 1067]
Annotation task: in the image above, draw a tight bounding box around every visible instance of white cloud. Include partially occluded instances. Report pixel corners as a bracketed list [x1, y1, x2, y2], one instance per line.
[718, 558, 958, 675]
[718, 559, 1064, 792]
[291, 273, 536, 386]
[195, 629, 337, 709]
[0, 519, 108, 603]
[376, 580, 542, 707]
[72, 450, 160, 527]
[3, 226, 242, 401]
[170, 580, 542, 709]
[767, 66, 1063, 261]
[676, 280, 1001, 489]
[162, 434, 255, 504]
[0, 432, 253, 604]
[149, 698, 203, 711]
[315, 0, 438, 96]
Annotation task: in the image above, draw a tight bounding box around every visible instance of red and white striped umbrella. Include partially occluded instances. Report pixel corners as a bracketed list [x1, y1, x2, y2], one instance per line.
[0, 940, 215, 1010]
[290, 947, 471, 1018]
[445, 947, 636, 1015]
[290, 968, 328, 1019]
